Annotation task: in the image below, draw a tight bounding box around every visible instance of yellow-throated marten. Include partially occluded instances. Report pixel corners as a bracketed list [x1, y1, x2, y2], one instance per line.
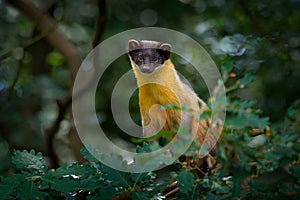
[128, 40, 217, 175]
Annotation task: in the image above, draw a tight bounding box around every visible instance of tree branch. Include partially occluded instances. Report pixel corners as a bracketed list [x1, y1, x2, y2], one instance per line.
[7, 0, 82, 168]
[92, 0, 107, 47]
[7, 0, 81, 80]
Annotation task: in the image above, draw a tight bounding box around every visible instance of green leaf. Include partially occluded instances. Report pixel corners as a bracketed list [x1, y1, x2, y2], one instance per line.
[42, 176, 79, 194]
[246, 114, 269, 129]
[227, 100, 255, 113]
[222, 60, 234, 74]
[49, 162, 95, 178]
[136, 141, 161, 153]
[100, 164, 132, 187]
[46, 52, 64, 66]
[0, 173, 47, 200]
[12, 150, 48, 174]
[80, 145, 101, 165]
[226, 114, 269, 129]
[176, 169, 195, 194]
[130, 172, 156, 183]
[0, 174, 24, 200]
[17, 179, 47, 200]
[291, 165, 300, 178]
[239, 73, 254, 87]
[221, 60, 234, 81]
[41, 163, 98, 195]
[87, 186, 116, 200]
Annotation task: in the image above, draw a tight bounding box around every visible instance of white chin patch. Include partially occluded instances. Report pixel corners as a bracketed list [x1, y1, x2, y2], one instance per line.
[141, 65, 150, 70]
[138, 64, 163, 74]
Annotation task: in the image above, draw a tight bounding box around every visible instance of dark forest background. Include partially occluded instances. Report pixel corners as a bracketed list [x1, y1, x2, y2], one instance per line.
[0, 0, 299, 199]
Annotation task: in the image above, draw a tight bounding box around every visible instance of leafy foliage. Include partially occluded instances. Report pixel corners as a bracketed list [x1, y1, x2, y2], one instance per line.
[1, 64, 299, 199]
[11, 149, 48, 174]
[1, 0, 300, 199]
[176, 169, 195, 194]
[0, 148, 160, 199]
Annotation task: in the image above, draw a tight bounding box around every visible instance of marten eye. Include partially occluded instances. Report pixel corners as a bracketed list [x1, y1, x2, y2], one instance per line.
[137, 55, 143, 62]
[152, 56, 158, 62]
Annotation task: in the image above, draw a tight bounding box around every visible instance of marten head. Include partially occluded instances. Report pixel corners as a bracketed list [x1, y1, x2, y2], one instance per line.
[128, 40, 171, 74]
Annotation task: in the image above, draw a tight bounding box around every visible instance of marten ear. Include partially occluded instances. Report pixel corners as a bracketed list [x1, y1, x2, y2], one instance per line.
[159, 43, 172, 60]
[128, 40, 141, 52]
[159, 43, 171, 52]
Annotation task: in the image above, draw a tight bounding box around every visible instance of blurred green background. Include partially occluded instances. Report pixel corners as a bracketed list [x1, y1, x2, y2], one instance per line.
[0, 0, 300, 174]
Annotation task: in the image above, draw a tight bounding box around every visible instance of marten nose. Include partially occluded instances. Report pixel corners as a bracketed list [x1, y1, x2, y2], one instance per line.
[144, 56, 151, 64]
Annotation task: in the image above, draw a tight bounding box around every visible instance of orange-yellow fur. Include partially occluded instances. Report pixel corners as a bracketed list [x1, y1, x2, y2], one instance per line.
[131, 59, 210, 145]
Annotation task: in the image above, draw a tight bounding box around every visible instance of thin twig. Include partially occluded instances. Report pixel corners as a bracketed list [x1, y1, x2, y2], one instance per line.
[164, 187, 180, 198]
[6, 59, 23, 98]
[1, 1, 65, 62]
[92, 0, 107, 47]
